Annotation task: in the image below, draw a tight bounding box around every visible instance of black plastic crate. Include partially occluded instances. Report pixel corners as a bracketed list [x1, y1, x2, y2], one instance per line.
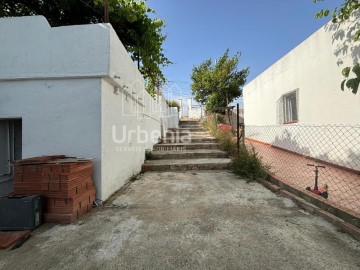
[0, 195, 42, 231]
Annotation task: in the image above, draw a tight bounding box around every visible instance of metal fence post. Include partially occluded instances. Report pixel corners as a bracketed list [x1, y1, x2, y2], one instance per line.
[237, 103, 240, 154]
[241, 123, 245, 146]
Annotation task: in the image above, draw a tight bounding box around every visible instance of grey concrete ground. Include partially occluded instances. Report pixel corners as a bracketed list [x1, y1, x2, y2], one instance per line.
[0, 171, 359, 270]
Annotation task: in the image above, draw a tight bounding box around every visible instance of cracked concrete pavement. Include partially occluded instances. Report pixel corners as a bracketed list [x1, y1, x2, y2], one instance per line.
[0, 171, 359, 270]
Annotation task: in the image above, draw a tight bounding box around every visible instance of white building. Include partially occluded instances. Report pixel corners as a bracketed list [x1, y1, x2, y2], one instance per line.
[187, 98, 204, 119]
[243, 13, 360, 169]
[0, 16, 178, 201]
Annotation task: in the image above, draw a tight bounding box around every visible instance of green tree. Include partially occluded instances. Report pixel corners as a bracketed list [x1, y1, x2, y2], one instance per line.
[0, 0, 170, 95]
[314, 0, 360, 94]
[191, 49, 249, 110]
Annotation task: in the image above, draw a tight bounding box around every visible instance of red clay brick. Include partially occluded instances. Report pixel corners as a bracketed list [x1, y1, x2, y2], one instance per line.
[41, 182, 49, 191]
[48, 182, 61, 191]
[13, 174, 23, 182]
[22, 173, 42, 182]
[14, 165, 24, 174]
[13, 155, 65, 165]
[23, 165, 37, 174]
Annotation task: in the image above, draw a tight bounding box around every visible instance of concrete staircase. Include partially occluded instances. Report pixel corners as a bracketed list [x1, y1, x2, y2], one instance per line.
[142, 120, 231, 172]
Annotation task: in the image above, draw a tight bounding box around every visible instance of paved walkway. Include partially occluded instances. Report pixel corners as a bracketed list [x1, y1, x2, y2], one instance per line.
[248, 140, 360, 216]
[0, 171, 359, 270]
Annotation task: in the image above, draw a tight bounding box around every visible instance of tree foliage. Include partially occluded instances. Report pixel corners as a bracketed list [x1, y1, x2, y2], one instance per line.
[0, 0, 170, 95]
[191, 49, 249, 110]
[314, 0, 360, 94]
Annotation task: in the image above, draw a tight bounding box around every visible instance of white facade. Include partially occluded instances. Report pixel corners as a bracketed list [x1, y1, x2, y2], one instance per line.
[0, 16, 178, 200]
[187, 99, 204, 119]
[244, 15, 360, 126]
[243, 14, 360, 170]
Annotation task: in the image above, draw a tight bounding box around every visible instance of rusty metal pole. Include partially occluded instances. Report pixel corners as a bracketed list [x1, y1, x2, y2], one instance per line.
[104, 0, 109, 23]
[237, 103, 240, 154]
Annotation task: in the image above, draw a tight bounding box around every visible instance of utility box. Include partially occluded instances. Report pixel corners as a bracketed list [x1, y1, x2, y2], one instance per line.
[0, 195, 41, 230]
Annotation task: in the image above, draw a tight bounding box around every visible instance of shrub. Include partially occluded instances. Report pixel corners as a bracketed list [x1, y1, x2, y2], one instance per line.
[145, 149, 153, 160]
[203, 113, 270, 182]
[230, 145, 269, 182]
[202, 115, 235, 155]
[130, 173, 140, 182]
[217, 130, 237, 155]
[201, 115, 220, 137]
[165, 99, 180, 111]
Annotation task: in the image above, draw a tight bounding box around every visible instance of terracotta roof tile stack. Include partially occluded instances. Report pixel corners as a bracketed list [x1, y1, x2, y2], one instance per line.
[12, 156, 96, 224]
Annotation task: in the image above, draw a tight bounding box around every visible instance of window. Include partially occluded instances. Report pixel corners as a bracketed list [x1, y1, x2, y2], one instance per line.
[283, 91, 298, 124]
[282, 91, 298, 123]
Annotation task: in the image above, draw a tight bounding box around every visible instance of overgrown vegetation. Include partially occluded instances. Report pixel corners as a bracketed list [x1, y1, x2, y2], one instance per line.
[231, 145, 269, 182]
[202, 114, 269, 182]
[129, 173, 141, 182]
[145, 149, 153, 160]
[165, 99, 180, 111]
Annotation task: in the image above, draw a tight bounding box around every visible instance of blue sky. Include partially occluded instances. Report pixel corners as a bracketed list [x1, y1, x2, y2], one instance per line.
[147, 0, 343, 107]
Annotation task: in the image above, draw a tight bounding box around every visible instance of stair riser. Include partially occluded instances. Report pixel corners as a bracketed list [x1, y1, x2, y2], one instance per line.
[168, 128, 207, 132]
[161, 138, 217, 144]
[179, 121, 200, 124]
[153, 144, 220, 151]
[142, 163, 230, 172]
[179, 125, 202, 128]
[166, 132, 208, 137]
[152, 153, 227, 160]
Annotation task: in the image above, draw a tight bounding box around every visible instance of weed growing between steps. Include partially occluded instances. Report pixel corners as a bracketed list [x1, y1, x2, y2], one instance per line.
[145, 149, 153, 160]
[202, 115, 270, 181]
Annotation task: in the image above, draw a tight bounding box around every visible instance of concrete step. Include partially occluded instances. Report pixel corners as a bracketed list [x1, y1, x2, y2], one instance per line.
[153, 143, 220, 151]
[170, 127, 205, 132]
[179, 120, 200, 123]
[152, 149, 228, 160]
[179, 124, 202, 127]
[166, 131, 209, 137]
[161, 136, 217, 144]
[179, 121, 201, 126]
[142, 158, 231, 172]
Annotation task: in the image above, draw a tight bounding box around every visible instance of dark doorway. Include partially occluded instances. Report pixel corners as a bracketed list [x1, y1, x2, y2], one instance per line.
[0, 119, 22, 196]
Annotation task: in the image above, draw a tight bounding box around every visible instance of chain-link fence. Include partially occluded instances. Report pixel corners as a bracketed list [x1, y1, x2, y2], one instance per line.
[245, 125, 360, 217]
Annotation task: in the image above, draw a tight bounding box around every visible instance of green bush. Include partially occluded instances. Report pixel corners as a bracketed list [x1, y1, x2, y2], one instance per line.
[201, 115, 218, 137]
[217, 130, 237, 155]
[202, 115, 235, 155]
[145, 149, 153, 160]
[203, 113, 269, 182]
[231, 145, 269, 182]
[129, 173, 141, 182]
[165, 100, 180, 111]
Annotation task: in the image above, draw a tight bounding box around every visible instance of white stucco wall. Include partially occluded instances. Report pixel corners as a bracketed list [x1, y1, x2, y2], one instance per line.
[243, 13, 360, 170]
[0, 79, 102, 192]
[244, 14, 360, 126]
[0, 16, 107, 199]
[168, 107, 180, 128]
[101, 79, 161, 200]
[187, 99, 204, 119]
[0, 16, 109, 80]
[0, 16, 177, 201]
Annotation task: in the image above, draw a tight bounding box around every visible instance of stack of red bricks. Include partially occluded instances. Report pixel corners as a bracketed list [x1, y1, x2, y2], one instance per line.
[13, 156, 96, 224]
